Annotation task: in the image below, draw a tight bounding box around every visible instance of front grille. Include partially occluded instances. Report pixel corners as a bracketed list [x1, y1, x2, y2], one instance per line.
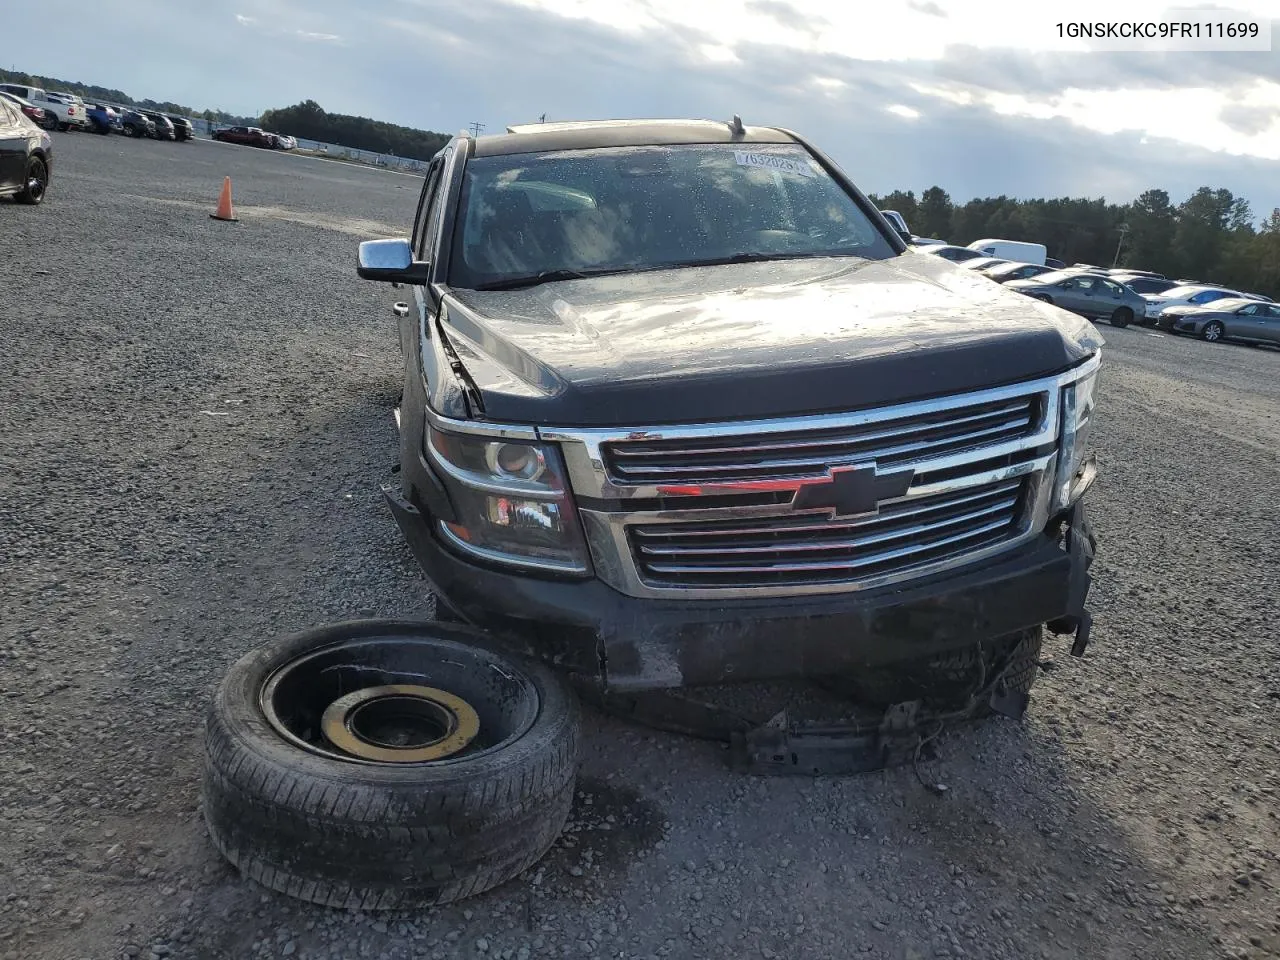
[603, 393, 1043, 485]
[629, 477, 1025, 588]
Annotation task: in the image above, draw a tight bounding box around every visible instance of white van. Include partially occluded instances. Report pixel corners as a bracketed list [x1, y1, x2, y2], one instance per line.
[965, 239, 1047, 265]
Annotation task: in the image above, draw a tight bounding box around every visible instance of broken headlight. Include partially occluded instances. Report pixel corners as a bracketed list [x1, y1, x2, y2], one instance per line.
[426, 424, 591, 574]
[1054, 363, 1099, 510]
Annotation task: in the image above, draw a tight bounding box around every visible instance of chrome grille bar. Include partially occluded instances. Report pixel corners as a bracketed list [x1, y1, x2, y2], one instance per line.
[608, 400, 1037, 482]
[633, 493, 1020, 558]
[535, 355, 1099, 599]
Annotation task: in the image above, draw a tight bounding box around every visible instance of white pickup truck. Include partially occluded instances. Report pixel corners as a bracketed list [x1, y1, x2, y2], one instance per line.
[0, 84, 88, 130]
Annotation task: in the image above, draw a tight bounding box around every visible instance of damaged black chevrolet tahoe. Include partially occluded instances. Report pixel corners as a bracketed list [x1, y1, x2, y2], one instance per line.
[357, 118, 1101, 706]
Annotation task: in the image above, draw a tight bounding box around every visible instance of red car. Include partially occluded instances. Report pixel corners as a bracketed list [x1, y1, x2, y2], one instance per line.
[212, 125, 277, 149]
[0, 90, 52, 130]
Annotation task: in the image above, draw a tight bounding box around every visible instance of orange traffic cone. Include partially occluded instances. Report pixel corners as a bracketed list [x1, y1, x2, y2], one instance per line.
[210, 176, 238, 222]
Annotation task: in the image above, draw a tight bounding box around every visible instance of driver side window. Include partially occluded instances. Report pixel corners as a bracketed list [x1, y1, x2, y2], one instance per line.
[1237, 304, 1260, 315]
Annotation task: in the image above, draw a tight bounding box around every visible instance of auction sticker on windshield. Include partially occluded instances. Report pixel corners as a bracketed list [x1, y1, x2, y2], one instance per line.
[733, 151, 817, 178]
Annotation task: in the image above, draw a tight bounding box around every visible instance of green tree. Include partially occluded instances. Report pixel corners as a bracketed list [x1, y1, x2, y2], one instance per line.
[1120, 189, 1175, 274]
[916, 186, 952, 240]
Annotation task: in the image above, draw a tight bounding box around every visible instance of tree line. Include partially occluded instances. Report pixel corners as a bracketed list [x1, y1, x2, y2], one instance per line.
[867, 185, 1280, 299]
[257, 100, 450, 161]
[0, 67, 256, 125]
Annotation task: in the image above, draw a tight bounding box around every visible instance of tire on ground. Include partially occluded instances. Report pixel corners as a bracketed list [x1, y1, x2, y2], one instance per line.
[824, 627, 1044, 715]
[202, 620, 581, 910]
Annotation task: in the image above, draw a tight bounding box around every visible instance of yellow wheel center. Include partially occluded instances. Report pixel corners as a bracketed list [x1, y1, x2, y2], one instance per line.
[320, 684, 480, 763]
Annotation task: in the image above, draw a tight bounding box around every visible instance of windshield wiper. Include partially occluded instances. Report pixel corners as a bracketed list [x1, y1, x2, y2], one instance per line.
[473, 268, 625, 291]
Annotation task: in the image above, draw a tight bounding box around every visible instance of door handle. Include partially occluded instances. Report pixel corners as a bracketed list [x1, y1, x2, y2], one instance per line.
[393, 302, 410, 317]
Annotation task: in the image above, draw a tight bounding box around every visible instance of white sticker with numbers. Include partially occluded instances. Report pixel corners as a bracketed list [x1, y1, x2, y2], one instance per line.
[733, 150, 818, 178]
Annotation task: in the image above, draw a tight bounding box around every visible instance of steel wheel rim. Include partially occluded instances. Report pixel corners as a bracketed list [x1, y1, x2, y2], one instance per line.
[1205, 324, 1221, 341]
[320, 684, 480, 763]
[258, 635, 540, 766]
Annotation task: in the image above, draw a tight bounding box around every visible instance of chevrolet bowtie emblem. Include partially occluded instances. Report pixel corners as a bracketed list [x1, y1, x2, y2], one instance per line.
[791, 464, 915, 518]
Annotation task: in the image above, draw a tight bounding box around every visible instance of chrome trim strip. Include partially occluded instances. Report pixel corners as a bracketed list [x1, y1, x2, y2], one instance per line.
[436, 520, 590, 574]
[643, 516, 1013, 575]
[609, 414, 1034, 479]
[541, 354, 1099, 501]
[630, 480, 1023, 539]
[607, 401, 1032, 460]
[634, 496, 1019, 557]
[424, 405, 540, 441]
[577, 454, 1056, 599]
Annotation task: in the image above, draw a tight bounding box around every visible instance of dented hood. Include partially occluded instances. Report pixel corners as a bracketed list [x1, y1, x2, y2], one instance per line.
[441, 253, 1103, 427]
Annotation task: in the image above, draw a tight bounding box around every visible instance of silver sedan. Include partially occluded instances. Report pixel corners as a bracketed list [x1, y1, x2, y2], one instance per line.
[1005, 270, 1147, 328]
[1161, 298, 1280, 345]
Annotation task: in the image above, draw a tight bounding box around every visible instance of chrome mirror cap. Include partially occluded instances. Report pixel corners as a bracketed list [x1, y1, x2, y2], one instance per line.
[357, 238, 430, 284]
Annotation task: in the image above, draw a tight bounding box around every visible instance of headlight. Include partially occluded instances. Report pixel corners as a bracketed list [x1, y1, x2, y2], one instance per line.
[426, 424, 590, 574]
[1054, 364, 1099, 510]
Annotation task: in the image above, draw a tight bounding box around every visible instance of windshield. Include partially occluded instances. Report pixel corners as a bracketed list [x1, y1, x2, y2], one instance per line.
[448, 143, 895, 290]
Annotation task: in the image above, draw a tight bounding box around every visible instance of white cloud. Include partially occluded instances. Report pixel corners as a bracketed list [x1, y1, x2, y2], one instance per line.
[234, 13, 256, 25]
[296, 29, 341, 41]
[915, 79, 1280, 160]
[495, 0, 1280, 162]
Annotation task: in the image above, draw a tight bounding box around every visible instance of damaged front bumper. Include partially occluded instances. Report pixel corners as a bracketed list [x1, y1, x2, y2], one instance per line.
[384, 482, 1098, 696]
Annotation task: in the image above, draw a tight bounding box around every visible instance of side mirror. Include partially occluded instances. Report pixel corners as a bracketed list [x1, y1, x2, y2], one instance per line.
[357, 238, 431, 284]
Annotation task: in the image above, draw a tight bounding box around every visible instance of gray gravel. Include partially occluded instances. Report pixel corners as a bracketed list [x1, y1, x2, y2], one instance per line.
[3, 133, 1279, 960]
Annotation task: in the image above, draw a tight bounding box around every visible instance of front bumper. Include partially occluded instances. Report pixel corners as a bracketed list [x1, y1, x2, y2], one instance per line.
[384, 483, 1096, 692]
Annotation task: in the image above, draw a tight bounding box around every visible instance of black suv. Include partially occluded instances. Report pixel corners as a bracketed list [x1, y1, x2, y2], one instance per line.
[165, 114, 194, 141]
[356, 119, 1101, 702]
[141, 111, 175, 140]
[119, 109, 155, 138]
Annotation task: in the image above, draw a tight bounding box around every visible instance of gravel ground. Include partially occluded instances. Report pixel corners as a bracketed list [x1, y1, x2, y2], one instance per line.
[2, 133, 1279, 960]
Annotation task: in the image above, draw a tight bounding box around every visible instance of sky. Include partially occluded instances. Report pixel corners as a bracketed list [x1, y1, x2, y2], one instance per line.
[9, 0, 1280, 216]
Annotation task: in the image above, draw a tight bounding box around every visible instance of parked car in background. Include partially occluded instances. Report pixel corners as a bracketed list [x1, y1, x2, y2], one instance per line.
[1141, 284, 1242, 323]
[982, 261, 1058, 283]
[1045, 257, 1066, 269]
[1006, 270, 1144, 327]
[0, 97, 53, 204]
[1110, 274, 1179, 298]
[270, 132, 296, 150]
[958, 257, 1010, 272]
[1158, 298, 1280, 344]
[0, 90, 53, 130]
[878, 209, 944, 246]
[0, 84, 85, 130]
[966, 239, 1047, 265]
[119, 109, 156, 138]
[166, 115, 194, 141]
[1109, 268, 1164, 279]
[1241, 292, 1274, 303]
[918, 244, 987, 263]
[213, 125, 277, 149]
[48, 92, 91, 130]
[141, 111, 176, 140]
[85, 104, 123, 135]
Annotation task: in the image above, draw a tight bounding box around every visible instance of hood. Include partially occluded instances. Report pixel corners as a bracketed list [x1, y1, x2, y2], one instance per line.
[442, 254, 1102, 427]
